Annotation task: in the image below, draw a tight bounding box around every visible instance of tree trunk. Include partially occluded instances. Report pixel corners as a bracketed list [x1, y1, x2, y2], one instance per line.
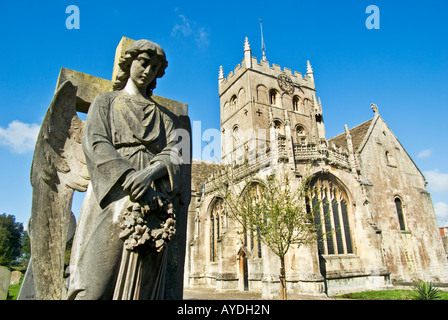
[280, 258, 287, 300]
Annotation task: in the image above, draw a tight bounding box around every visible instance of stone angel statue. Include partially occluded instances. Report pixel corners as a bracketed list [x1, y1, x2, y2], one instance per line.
[24, 39, 191, 300]
[66, 39, 191, 300]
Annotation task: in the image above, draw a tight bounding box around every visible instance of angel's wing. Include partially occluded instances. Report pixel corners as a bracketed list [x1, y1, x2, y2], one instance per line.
[30, 80, 89, 191]
[25, 80, 89, 300]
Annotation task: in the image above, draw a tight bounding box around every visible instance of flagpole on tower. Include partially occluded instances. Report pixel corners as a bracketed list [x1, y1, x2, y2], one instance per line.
[259, 18, 267, 61]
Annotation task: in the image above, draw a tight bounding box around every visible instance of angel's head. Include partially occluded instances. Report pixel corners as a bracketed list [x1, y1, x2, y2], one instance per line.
[113, 39, 168, 97]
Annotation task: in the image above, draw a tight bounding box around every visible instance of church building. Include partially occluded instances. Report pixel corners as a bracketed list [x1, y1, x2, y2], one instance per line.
[184, 38, 448, 297]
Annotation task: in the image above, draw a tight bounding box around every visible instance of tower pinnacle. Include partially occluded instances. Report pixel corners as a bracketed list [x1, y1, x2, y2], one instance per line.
[307, 60, 313, 74]
[244, 37, 250, 52]
[244, 37, 252, 68]
[218, 65, 224, 83]
[307, 60, 314, 82]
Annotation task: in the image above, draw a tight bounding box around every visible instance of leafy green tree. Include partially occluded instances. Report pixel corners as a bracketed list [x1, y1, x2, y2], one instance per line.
[0, 213, 24, 266]
[17, 230, 31, 267]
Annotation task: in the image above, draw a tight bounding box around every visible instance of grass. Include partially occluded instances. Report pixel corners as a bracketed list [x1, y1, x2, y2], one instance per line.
[7, 284, 21, 300]
[6, 278, 22, 300]
[336, 289, 448, 300]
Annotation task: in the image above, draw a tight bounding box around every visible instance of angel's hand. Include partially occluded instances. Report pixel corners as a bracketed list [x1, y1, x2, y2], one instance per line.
[122, 169, 153, 200]
[121, 162, 167, 201]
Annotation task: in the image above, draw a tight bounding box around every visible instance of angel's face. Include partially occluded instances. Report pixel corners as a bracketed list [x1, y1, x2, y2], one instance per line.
[129, 51, 162, 89]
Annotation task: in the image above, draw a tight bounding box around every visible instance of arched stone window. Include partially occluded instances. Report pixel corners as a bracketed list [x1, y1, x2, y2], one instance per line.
[273, 120, 284, 136]
[230, 95, 237, 110]
[210, 198, 226, 262]
[395, 197, 406, 231]
[293, 95, 300, 112]
[210, 212, 215, 261]
[296, 124, 306, 144]
[233, 125, 239, 150]
[308, 175, 354, 255]
[269, 89, 279, 106]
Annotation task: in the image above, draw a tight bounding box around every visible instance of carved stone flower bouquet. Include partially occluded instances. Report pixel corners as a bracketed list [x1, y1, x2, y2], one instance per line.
[119, 193, 176, 254]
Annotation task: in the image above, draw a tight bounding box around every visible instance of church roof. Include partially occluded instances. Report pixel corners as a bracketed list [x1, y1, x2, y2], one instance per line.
[191, 159, 223, 191]
[329, 118, 374, 152]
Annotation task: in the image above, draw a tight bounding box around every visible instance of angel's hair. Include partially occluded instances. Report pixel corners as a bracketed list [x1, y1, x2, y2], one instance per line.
[112, 39, 168, 97]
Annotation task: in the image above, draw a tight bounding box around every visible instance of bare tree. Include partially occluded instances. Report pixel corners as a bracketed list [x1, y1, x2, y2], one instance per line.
[212, 167, 331, 300]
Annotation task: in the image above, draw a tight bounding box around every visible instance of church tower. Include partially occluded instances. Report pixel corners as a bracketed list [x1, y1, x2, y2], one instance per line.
[218, 38, 327, 169]
[186, 37, 448, 298]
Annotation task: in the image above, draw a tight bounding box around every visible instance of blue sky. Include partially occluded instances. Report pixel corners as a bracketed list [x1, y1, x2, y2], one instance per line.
[0, 0, 447, 228]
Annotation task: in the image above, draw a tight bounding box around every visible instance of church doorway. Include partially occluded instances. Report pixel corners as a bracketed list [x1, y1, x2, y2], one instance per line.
[238, 250, 249, 291]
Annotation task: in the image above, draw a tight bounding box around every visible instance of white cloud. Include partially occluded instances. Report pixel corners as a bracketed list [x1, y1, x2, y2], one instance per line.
[435, 202, 448, 225]
[418, 148, 432, 158]
[0, 120, 40, 154]
[424, 169, 448, 192]
[171, 14, 210, 47]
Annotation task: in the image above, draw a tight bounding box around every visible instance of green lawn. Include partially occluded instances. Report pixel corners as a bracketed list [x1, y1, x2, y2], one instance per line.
[7, 282, 21, 300]
[336, 289, 448, 300]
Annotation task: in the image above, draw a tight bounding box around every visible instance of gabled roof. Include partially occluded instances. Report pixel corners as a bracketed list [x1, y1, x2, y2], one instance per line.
[191, 159, 223, 190]
[329, 118, 374, 152]
[328, 114, 426, 181]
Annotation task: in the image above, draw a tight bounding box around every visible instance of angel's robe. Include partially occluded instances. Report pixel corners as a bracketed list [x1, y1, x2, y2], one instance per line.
[67, 91, 185, 300]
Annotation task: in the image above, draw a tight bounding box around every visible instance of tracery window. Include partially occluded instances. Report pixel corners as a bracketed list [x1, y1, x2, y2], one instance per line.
[210, 198, 226, 262]
[308, 176, 354, 255]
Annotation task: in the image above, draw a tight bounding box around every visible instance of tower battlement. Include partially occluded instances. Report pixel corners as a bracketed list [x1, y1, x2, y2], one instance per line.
[218, 37, 315, 96]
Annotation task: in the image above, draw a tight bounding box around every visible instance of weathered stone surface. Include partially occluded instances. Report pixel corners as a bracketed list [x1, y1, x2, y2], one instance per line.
[152, 95, 188, 116]
[0, 266, 11, 300]
[112, 36, 135, 83]
[17, 261, 35, 300]
[56, 67, 113, 113]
